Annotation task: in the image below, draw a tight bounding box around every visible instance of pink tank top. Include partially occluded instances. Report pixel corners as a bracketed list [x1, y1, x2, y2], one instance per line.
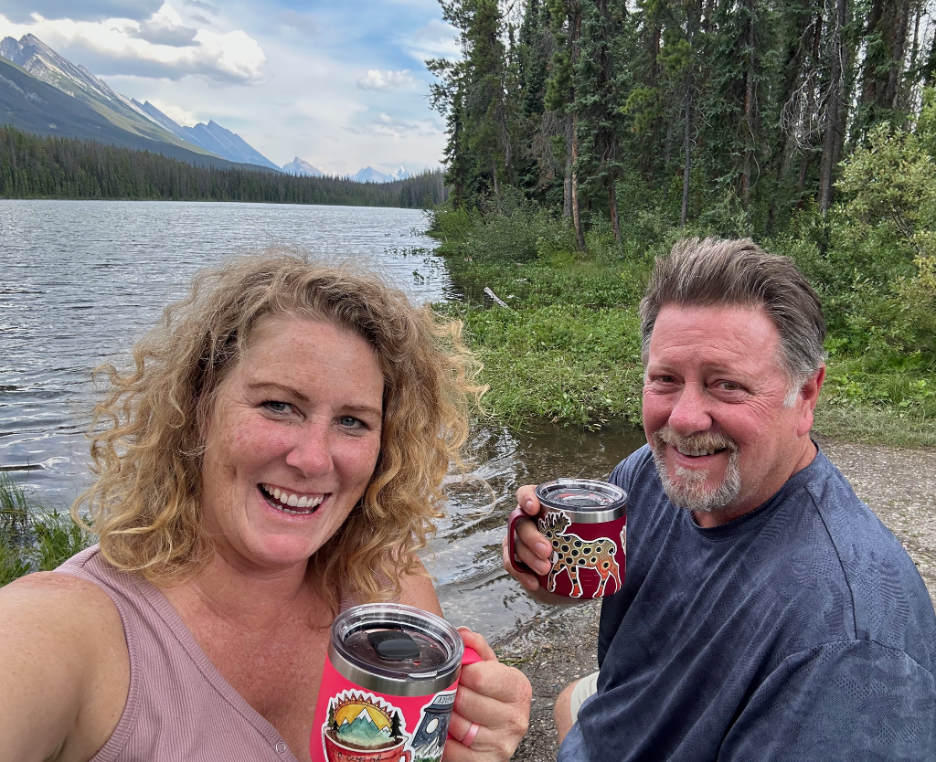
[55, 546, 302, 761]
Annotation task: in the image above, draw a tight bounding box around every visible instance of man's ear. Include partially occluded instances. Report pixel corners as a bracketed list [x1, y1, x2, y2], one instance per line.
[796, 365, 825, 438]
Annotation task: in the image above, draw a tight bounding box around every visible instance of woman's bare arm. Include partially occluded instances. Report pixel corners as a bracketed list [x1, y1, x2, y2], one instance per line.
[0, 573, 129, 762]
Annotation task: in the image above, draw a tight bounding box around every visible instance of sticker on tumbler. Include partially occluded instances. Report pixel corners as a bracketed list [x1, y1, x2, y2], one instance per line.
[538, 511, 625, 598]
[409, 691, 456, 762]
[321, 688, 456, 762]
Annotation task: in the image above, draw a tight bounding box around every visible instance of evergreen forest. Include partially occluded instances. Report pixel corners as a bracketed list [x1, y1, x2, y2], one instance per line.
[0, 126, 447, 209]
[426, 0, 936, 445]
[428, 0, 936, 235]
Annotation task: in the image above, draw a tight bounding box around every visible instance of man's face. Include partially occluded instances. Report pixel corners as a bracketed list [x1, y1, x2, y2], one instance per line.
[642, 304, 823, 526]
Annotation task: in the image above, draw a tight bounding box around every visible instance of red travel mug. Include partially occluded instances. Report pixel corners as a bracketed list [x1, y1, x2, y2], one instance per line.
[311, 603, 480, 762]
[508, 478, 627, 599]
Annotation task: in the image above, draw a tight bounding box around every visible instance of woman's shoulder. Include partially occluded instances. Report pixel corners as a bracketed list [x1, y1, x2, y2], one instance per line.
[0, 571, 130, 762]
[1, 568, 126, 645]
[393, 556, 444, 617]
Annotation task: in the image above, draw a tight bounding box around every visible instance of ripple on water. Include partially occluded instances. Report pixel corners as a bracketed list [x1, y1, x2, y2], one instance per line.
[1, 200, 642, 639]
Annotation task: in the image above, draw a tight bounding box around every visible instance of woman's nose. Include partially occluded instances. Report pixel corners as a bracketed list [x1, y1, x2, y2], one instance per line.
[284, 423, 333, 475]
[667, 382, 712, 435]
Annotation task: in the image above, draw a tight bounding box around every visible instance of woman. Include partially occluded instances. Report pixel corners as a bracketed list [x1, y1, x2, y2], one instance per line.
[0, 251, 531, 762]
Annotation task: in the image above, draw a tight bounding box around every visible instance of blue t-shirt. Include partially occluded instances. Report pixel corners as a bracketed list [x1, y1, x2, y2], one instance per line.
[559, 444, 936, 761]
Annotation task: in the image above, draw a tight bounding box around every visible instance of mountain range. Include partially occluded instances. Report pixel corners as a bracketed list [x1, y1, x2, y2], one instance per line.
[0, 34, 416, 182]
[132, 99, 280, 171]
[350, 166, 411, 183]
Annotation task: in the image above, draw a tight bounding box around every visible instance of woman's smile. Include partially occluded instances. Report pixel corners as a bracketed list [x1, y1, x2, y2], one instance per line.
[259, 483, 327, 515]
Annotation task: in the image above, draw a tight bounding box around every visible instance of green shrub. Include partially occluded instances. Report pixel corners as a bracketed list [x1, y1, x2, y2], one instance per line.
[441, 302, 644, 428]
[424, 206, 477, 253]
[0, 474, 91, 585]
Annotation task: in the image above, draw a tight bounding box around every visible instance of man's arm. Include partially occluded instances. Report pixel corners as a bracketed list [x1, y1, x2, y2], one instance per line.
[722, 640, 935, 760]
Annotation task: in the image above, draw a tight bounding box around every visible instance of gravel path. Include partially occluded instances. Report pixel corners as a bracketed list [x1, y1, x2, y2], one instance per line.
[494, 437, 936, 762]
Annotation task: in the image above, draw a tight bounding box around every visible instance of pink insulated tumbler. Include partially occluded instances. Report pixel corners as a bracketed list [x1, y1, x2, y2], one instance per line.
[311, 603, 479, 762]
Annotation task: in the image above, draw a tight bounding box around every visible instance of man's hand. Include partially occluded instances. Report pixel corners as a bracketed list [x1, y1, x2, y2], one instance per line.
[502, 485, 580, 605]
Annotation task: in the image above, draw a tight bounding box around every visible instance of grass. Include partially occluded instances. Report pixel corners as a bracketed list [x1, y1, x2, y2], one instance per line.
[430, 211, 936, 448]
[0, 473, 92, 586]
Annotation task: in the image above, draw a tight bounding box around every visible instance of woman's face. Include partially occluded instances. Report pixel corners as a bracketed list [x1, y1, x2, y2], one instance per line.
[199, 314, 384, 575]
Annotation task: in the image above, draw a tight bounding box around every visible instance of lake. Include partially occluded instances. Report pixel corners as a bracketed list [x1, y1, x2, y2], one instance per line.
[0, 199, 642, 639]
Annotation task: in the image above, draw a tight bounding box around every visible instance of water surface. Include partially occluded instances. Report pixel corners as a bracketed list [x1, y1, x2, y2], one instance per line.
[0, 199, 643, 639]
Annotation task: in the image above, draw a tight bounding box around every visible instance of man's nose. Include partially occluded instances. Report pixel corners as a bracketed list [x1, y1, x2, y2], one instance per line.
[285, 423, 333, 475]
[667, 382, 712, 434]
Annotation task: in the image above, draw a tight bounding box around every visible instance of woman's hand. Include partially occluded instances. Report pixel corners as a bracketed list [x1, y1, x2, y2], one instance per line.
[445, 628, 531, 762]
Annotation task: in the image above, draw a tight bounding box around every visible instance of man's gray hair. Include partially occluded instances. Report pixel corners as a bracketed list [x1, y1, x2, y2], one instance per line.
[640, 237, 826, 404]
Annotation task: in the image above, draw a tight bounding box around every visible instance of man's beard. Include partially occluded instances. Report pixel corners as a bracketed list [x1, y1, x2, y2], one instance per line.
[650, 427, 741, 514]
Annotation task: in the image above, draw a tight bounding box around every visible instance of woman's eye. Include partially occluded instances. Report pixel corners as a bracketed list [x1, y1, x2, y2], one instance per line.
[339, 416, 362, 428]
[263, 401, 291, 414]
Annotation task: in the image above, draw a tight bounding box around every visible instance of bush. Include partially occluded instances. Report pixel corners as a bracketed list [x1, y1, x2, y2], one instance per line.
[0, 474, 91, 585]
[440, 302, 645, 428]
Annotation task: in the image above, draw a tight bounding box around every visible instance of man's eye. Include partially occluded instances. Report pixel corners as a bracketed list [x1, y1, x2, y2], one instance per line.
[718, 382, 741, 392]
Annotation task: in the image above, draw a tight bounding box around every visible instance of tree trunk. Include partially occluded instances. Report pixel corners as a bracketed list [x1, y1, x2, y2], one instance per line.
[608, 180, 621, 244]
[569, 4, 586, 251]
[563, 116, 572, 219]
[681, 2, 697, 228]
[819, 0, 849, 214]
[682, 81, 692, 227]
[797, 13, 823, 200]
[741, 2, 755, 212]
[884, 0, 912, 110]
[571, 112, 586, 251]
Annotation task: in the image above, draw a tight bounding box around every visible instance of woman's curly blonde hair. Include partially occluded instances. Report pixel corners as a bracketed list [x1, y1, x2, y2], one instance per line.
[75, 250, 485, 610]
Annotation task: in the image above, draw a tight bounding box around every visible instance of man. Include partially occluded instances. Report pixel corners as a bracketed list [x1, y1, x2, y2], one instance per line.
[505, 238, 936, 760]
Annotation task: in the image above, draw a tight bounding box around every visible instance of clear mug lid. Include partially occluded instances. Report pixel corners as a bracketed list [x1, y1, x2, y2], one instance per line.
[329, 603, 464, 697]
[535, 478, 626, 522]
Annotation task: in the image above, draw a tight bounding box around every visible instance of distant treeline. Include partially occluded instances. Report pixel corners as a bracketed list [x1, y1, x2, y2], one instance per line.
[0, 126, 448, 208]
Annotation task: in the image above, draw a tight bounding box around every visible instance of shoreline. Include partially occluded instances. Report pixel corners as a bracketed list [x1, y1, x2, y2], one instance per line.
[492, 436, 936, 761]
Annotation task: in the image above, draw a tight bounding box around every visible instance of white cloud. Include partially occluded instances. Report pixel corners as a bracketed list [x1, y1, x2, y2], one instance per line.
[129, 3, 198, 48]
[1, 4, 266, 84]
[130, 4, 197, 46]
[184, 0, 217, 14]
[406, 19, 459, 62]
[190, 29, 265, 83]
[148, 98, 199, 127]
[357, 69, 415, 92]
[345, 112, 441, 139]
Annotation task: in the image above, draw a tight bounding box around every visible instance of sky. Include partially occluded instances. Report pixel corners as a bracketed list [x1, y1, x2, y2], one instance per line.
[0, 1, 460, 175]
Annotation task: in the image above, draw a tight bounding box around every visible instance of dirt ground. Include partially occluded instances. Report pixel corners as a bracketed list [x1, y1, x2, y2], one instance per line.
[493, 436, 936, 762]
